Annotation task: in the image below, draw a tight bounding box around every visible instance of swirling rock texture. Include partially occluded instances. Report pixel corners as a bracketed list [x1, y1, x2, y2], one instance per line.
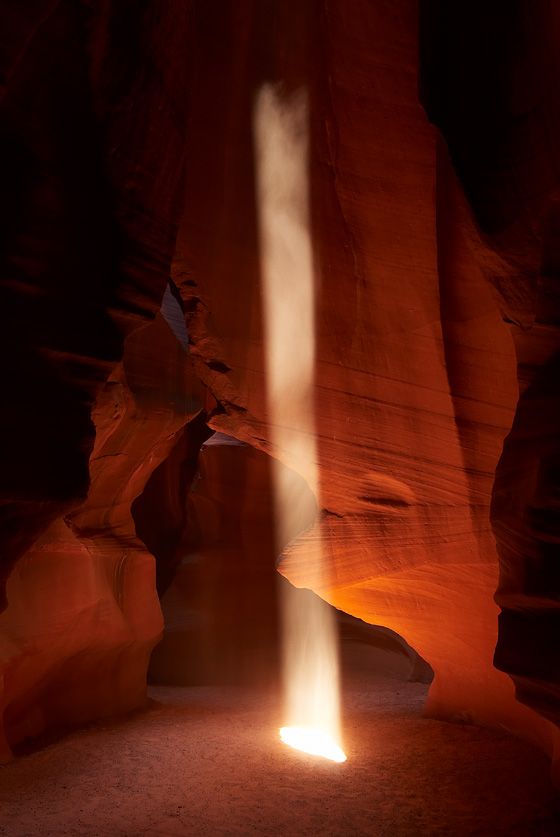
[0, 0, 196, 758]
[420, 0, 560, 782]
[0, 307, 202, 756]
[2, 0, 560, 790]
[145, 429, 427, 690]
[173, 0, 560, 782]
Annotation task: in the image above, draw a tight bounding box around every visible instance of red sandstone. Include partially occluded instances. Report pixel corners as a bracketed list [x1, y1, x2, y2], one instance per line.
[1, 0, 560, 800]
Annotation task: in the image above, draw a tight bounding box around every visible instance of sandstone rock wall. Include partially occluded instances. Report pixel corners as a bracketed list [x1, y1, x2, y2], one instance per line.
[420, 0, 560, 780]
[2, 0, 560, 786]
[0, 0, 195, 756]
[174, 0, 560, 773]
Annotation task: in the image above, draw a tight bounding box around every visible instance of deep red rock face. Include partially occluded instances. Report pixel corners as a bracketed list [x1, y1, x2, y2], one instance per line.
[0, 0, 195, 757]
[174, 0, 560, 772]
[0, 0, 193, 595]
[419, 0, 560, 781]
[0, 307, 202, 758]
[2, 0, 560, 786]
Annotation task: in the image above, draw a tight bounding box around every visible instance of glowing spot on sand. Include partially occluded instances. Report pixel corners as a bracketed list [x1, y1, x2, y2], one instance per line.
[280, 727, 347, 763]
[254, 84, 346, 764]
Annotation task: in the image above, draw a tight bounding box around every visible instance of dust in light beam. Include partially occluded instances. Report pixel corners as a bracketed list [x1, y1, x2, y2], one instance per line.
[253, 84, 346, 763]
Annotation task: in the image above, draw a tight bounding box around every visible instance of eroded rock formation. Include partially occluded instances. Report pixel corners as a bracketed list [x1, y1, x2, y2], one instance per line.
[0, 301, 202, 758]
[146, 428, 427, 689]
[1, 0, 560, 788]
[420, 0, 560, 781]
[0, 0, 195, 757]
[173, 0, 560, 777]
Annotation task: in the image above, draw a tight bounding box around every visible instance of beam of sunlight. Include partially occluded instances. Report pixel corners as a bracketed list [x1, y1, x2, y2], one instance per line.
[254, 84, 345, 762]
[280, 727, 347, 763]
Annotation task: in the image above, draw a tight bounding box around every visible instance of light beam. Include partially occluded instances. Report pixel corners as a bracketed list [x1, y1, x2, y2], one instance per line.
[280, 727, 347, 763]
[253, 84, 346, 763]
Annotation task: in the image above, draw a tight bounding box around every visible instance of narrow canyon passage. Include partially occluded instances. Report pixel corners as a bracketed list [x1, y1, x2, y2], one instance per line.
[4, 1, 560, 830]
[1, 643, 559, 837]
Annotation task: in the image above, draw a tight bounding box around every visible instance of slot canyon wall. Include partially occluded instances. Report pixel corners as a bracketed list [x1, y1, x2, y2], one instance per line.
[1, 0, 560, 787]
[0, 0, 199, 756]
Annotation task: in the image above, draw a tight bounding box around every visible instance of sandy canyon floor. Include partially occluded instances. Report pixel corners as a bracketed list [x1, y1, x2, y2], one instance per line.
[1, 651, 560, 836]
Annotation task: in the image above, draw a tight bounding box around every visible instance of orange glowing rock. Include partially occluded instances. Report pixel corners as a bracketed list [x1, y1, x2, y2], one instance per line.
[0, 309, 202, 758]
[2, 0, 560, 795]
[0, 0, 197, 760]
[173, 0, 560, 784]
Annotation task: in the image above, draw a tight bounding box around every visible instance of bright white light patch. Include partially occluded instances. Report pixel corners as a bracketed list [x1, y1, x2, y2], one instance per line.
[255, 85, 344, 766]
[280, 727, 347, 763]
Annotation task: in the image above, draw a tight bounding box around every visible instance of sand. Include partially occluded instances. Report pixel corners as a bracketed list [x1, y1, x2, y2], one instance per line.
[1, 659, 560, 836]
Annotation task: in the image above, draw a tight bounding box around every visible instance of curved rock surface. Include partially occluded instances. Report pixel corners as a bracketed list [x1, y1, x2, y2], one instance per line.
[148, 431, 426, 688]
[0, 305, 201, 758]
[1, 0, 560, 790]
[420, 0, 560, 782]
[0, 0, 195, 757]
[173, 0, 560, 775]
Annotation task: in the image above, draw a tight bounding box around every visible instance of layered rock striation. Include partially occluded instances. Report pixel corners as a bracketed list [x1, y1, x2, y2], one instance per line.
[2, 0, 560, 786]
[0, 1, 196, 757]
[174, 0, 560, 776]
[420, 0, 560, 779]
